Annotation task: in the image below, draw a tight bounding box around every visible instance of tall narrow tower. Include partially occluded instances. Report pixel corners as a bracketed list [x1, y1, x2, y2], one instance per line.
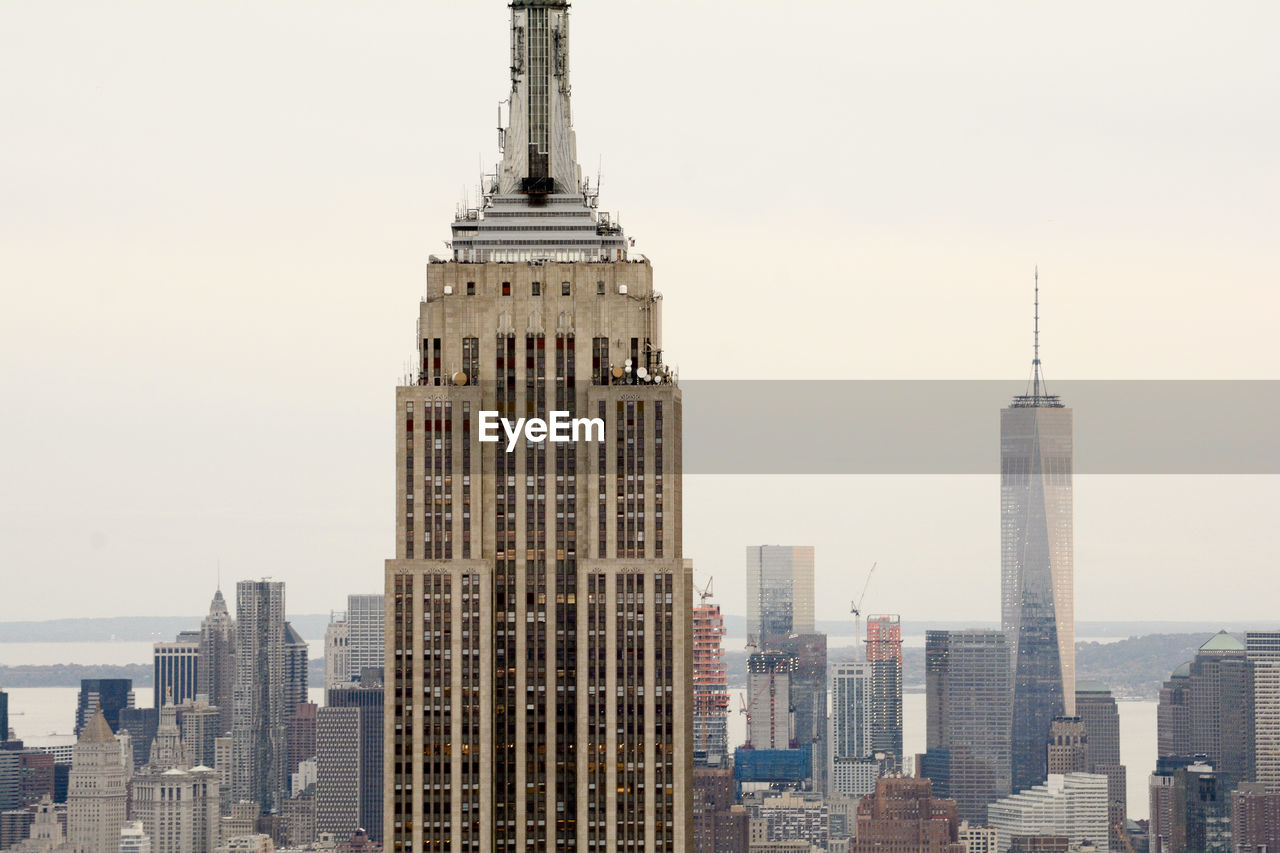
[1002, 273, 1074, 793]
[198, 587, 235, 736]
[384, 4, 691, 851]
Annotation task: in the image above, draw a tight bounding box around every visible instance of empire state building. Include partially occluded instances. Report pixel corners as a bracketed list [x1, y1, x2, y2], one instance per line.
[384, 3, 693, 851]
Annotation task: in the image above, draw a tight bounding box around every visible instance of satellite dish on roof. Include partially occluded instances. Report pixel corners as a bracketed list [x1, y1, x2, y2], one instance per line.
[453, 372, 469, 386]
[636, 367, 648, 379]
[611, 366, 624, 379]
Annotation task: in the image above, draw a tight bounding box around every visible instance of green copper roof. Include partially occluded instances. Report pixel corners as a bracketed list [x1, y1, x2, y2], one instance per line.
[1172, 661, 1192, 678]
[1199, 631, 1245, 652]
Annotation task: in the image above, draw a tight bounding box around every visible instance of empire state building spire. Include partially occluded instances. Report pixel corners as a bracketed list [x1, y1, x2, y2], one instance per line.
[499, 0, 581, 196]
[450, 1, 628, 264]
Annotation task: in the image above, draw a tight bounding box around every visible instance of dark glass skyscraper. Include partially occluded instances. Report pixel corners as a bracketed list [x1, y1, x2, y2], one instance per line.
[867, 614, 904, 769]
[73, 679, 133, 738]
[1002, 279, 1074, 793]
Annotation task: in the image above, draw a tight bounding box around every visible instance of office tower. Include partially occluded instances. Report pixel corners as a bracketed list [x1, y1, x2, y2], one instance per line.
[746, 652, 797, 750]
[923, 630, 1013, 823]
[154, 631, 201, 709]
[1247, 632, 1280, 788]
[232, 579, 288, 815]
[1, 689, 8, 741]
[867, 614, 904, 768]
[1002, 279, 1074, 793]
[315, 706, 359, 839]
[67, 712, 126, 853]
[116, 707, 158, 770]
[345, 594, 384, 680]
[1231, 784, 1280, 853]
[987, 773, 1109, 853]
[282, 623, 309, 717]
[73, 679, 133, 738]
[830, 662, 872, 790]
[1155, 632, 1250, 782]
[285, 703, 317, 782]
[325, 678, 383, 843]
[178, 699, 222, 769]
[198, 587, 236, 737]
[1047, 718, 1087, 775]
[1075, 683, 1126, 851]
[323, 614, 350, 691]
[745, 546, 815, 648]
[1146, 759, 1230, 853]
[693, 593, 729, 767]
[383, 3, 691, 850]
[851, 776, 966, 853]
[119, 822, 150, 853]
[779, 633, 827, 792]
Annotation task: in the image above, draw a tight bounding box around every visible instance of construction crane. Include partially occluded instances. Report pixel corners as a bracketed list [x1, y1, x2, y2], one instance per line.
[694, 576, 714, 606]
[851, 562, 878, 654]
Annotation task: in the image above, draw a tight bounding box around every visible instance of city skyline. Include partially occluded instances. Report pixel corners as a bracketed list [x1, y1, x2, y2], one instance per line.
[1, 3, 1276, 626]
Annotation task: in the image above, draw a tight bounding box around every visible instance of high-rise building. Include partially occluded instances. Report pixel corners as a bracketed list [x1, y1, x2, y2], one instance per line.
[129, 703, 220, 853]
[66, 712, 126, 853]
[315, 706, 360, 841]
[154, 632, 201, 709]
[323, 614, 350, 691]
[178, 699, 222, 770]
[1075, 683, 1126, 852]
[778, 633, 828, 792]
[117, 707, 158, 770]
[851, 776, 966, 853]
[1047, 717, 1087, 775]
[1146, 759, 1231, 853]
[693, 593, 729, 767]
[867, 614, 904, 769]
[345, 594, 384, 680]
[232, 579, 288, 815]
[197, 587, 236, 737]
[0, 689, 8, 742]
[73, 679, 133, 738]
[958, 822, 1000, 853]
[320, 681, 380, 836]
[1231, 783, 1280, 853]
[745, 546, 815, 648]
[285, 703, 317, 783]
[692, 766, 734, 853]
[383, 3, 691, 850]
[1155, 632, 1250, 783]
[746, 652, 797, 751]
[923, 630, 1013, 823]
[987, 773, 1109, 853]
[830, 661, 872, 790]
[282, 623, 309, 717]
[1002, 280, 1074, 794]
[1246, 632, 1280, 788]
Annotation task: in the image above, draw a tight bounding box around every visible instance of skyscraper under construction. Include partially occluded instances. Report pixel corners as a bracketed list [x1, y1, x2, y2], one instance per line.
[384, 3, 692, 850]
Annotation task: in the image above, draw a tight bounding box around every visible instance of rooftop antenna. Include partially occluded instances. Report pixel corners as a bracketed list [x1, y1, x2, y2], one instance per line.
[1032, 266, 1042, 405]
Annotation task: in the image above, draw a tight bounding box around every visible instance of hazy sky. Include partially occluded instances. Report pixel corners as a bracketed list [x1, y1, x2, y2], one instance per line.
[2, 2, 1276, 625]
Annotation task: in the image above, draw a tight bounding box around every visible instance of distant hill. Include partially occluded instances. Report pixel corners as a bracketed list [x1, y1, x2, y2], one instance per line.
[0, 614, 330, 644]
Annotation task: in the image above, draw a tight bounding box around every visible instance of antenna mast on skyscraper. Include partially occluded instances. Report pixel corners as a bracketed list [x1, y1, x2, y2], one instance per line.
[1032, 266, 1041, 405]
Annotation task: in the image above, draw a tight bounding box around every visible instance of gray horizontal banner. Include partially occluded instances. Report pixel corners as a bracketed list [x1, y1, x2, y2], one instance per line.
[674, 380, 1278, 474]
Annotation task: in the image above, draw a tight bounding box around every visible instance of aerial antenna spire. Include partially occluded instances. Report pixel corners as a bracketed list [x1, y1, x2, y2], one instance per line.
[1032, 266, 1041, 404]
